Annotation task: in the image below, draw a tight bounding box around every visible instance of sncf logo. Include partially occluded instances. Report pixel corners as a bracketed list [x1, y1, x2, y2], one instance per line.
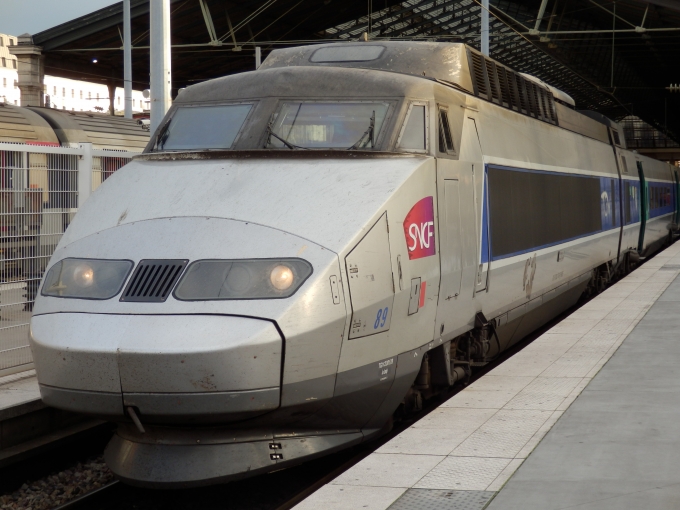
[403, 196, 436, 260]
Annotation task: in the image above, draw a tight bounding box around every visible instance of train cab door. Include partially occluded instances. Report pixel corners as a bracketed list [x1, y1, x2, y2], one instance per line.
[435, 108, 478, 339]
[637, 161, 648, 253]
[438, 179, 464, 301]
[436, 106, 464, 308]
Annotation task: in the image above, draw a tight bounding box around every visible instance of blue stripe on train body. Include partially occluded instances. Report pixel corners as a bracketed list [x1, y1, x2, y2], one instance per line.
[598, 175, 621, 232]
[647, 180, 675, 219]
[621, 178, 641, 225]
[480, 165, 664, 263]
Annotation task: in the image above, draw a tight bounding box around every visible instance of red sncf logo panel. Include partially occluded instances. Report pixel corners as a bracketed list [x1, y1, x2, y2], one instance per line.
[403, 196, 436, 260]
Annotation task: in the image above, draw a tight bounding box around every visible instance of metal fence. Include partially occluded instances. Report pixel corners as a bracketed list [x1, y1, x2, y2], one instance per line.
[0, 142, 138, 376]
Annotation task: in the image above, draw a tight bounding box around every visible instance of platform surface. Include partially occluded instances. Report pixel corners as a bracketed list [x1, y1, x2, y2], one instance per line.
[294, 242, 680, 510]
[0, 370, 41, 421]
[487, 258, 680, 509]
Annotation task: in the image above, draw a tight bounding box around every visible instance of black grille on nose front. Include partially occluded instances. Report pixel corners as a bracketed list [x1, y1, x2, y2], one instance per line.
[120, 259, 188, 302]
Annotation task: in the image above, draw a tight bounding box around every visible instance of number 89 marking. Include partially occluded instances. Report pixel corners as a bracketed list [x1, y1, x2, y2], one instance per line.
[374, 307, 389, 329]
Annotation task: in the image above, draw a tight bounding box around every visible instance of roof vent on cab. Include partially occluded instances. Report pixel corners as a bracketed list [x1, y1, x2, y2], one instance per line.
[309, 45, 386, 63]
[259, 41, 475, 93]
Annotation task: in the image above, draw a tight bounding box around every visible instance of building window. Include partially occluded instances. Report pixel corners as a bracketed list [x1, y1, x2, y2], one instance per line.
[43, 84, 47, 92]
[96, 93, 99, 102]
[12, 60, 16, 69]
[117, 96, 120, 104]
[71, 89, 74, 98]
[2, 78, 6, 88]
[80, 90, 83, 99]
[62, 87, 65, 97]
[0, 37, 3, 47]
[53, 86, 57, 95]
[1, 57, 5, 67]
[14, 80, 18, 89]
[88, 91, 91, 99]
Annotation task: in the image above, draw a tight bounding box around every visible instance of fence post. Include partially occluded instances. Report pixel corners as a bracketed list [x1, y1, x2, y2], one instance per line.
[77, 142, 93, 207]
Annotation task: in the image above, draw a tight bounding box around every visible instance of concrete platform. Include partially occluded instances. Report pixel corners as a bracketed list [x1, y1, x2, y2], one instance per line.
[0, 369, 106, 467]
[294, 242, 680, 510]
[0, 281, 33, 374]
[0, 370, 42, 421]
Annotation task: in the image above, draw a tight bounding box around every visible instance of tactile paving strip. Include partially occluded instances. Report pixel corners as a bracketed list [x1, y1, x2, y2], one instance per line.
[388, 489, 495, 510]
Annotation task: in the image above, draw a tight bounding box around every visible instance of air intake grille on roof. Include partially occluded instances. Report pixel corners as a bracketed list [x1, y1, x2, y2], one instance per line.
[466, 48, 557, 126]
[469, 51, 488, 99]
[121, 259, 188, 302]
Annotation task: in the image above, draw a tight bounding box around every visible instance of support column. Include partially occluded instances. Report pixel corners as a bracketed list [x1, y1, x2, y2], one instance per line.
[255, 47, 262, 69]
[481, 0, 489, 56]
[107, 81, 116, 116]
[124, 0, 133, 119]
[8, 34, 44, 107]
[529, 0, 550, 35]
[150, 0, 172, 135]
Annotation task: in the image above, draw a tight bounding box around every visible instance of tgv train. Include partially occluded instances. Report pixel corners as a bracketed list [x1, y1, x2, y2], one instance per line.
[29, 42, 678, 487]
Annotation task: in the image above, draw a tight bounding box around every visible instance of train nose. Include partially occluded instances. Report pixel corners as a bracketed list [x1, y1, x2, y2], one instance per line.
[30, 313, 283, 421]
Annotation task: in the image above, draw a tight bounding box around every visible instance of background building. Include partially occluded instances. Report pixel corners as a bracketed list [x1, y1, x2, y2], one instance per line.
[43, 75, 148, 114]
[0, 33, 20, 105]
[1, 32, 148, 114]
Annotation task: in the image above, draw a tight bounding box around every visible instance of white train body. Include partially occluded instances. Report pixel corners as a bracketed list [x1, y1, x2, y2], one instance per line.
[29, 42, 678, 487]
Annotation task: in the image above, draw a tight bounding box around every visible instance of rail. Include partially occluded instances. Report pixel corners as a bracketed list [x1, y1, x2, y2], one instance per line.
[0, 142, 139, 376]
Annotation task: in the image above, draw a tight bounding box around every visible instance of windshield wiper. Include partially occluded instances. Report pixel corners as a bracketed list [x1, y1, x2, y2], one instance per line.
[348, 111, 376, 151]
[264, 120, 308, 150]
[155, 120, 172, 150]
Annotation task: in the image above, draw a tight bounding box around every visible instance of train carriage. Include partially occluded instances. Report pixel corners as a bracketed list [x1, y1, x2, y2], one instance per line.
[27, 41, 677, 487]
[0, 104, 148, 280]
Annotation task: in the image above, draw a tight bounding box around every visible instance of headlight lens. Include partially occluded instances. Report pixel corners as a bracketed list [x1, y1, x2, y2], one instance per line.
[174, 259, 313, 300]
[42, 258, 133, 299]
[270, 265, 294, 291]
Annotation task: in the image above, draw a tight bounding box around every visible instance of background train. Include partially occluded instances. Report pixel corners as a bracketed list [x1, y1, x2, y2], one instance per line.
[28, 41, 678, 487]
[0, 103, 148, 286]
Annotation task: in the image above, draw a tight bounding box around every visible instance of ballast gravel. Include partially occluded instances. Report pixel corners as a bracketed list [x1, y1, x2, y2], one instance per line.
[0, 455, 114, 510]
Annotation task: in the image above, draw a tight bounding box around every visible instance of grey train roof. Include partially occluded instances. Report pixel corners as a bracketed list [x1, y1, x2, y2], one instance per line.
[27, 107, 149, 151]
[0, 103, 60, 144]
[178, 41, 623, 148]
[176, 62, 433, 104]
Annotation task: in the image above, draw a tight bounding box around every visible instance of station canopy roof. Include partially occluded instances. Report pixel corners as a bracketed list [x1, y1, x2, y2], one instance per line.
[33, 0, 680, 143]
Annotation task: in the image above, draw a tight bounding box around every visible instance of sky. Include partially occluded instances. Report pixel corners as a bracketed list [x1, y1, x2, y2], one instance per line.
[0, 0, 119, 36]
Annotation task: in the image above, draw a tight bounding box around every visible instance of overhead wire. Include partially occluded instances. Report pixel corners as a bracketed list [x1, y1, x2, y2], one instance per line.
[217, 0, 279, 42]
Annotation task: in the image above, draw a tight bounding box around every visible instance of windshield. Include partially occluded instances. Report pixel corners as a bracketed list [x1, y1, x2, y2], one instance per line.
[266, 102, 390, 149]
[155, 104, 252, 151]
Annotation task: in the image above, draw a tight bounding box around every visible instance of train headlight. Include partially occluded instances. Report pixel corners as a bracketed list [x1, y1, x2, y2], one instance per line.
[174, 259, 313, 300]
[42, 258, 133, 300]
[73, 264, 95, 287]
[270, 265, 294, 291]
